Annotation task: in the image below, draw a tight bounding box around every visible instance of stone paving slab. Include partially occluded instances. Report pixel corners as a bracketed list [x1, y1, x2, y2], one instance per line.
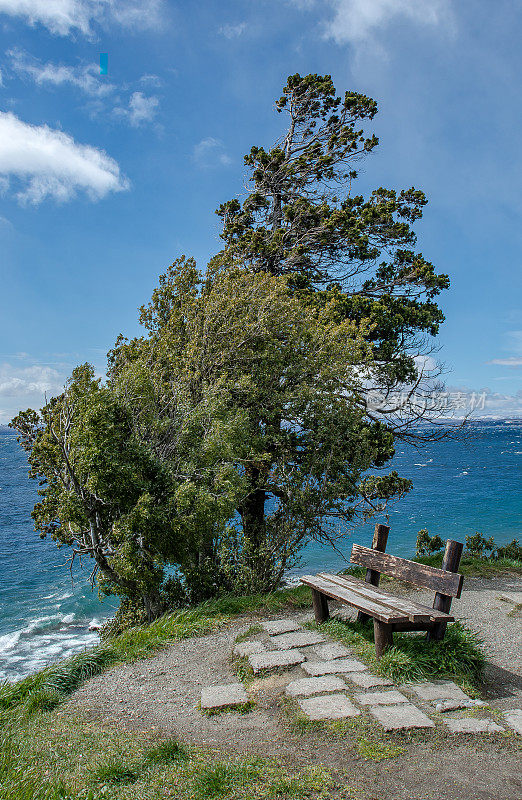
[297, 693, 361, 720]
[444, 718, 505, 734]
[302, 658, 367, 676]
[434, 698, 487, 713]
[354, 690, 409, 706]
[503, 709, 522, 735]
[406, 681, 469, 702]
[270, 630, 326, 650]
[249, 649, 305, 673]
[285, 675, 347, 698]
[346, 672, 393, 689]
[262, 619, 302, 635]
[313, 642, 353, 660]
[233, 641, 267, 658]
[369, 703, 435, 731]
[201, 683, 249, 710]
[498, 592, 522, 605]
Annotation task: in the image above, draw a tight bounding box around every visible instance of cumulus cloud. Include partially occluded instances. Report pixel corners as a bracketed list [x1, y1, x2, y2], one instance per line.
[0, 111, 129, 204]
[0, 0, 164, 37]
[290, 0, 452, 46]
[0, 363, 63, 398]
[114, 91, 159, 127]
[193, 137, 232, 168]
[218, 22, 247, 39]
[8, 48, 114, 97]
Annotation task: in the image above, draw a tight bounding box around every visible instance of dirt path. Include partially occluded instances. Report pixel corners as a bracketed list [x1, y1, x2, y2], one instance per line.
[67, 574, 522, 800]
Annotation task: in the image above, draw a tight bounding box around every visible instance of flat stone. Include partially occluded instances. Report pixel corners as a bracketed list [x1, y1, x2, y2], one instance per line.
[270, 630, 326, 650]
[262, 619, 302, 635]
[503, 709, 522, 735]
[346, 672, 393, 689]
[297, 693, 361, 720]
[313, 642, 353, 660]
[498, 592, 522, 605]
[370, 703, 435, 730]
[406, 681, 470, 702]
[434, 698, 487, 713]
[248, 649, 305, 673]
[201, 683, 248, 710]
[354, 690, 409, 706]
[233, 641, 266, 658]
[285, 676, 347, 698]
[302, 658, 367, 676]
[444, 718, 504, 734]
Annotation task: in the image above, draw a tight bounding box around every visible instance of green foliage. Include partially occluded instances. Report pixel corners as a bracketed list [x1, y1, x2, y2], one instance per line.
[89, 759, 138, 785]
[465, 532, 496, 558]
[315, 619, 485, 687]
[494, 538, 522, 560]
[144, 739, 189, 765]
[415, 529, 444, 557]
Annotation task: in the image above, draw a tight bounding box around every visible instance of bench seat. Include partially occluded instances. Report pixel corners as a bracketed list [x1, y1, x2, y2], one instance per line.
[300, 572, 454, 626]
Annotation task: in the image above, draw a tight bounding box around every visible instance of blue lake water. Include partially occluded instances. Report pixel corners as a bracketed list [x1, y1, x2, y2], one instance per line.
[1, 420, 521, 682]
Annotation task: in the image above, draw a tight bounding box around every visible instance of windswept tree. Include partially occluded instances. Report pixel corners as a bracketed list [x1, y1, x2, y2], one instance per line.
[215, 73, 450, 429]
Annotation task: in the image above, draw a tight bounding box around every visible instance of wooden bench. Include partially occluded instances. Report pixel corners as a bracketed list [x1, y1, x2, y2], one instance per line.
[300, 524, 464, 658]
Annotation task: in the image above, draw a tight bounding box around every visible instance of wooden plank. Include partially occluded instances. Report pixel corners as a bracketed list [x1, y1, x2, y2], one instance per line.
[318, 573, 433, 623]
[318, 573, 453, 622]
[350, 544, 464, 598]
[358, 522, 389, 624]
[299, 575, 409, 624]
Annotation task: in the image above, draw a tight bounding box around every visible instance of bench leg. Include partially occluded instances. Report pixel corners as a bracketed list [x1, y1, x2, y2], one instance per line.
[311, 589, 330, 623]
[373, 620, 393, 659]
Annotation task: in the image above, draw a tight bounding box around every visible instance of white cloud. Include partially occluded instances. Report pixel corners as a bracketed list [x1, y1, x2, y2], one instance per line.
[487, 358, 522, 367]
[292, 0, 452, 46]
[8, 48, 115, 97]
[114, 91, 159, 127]
[193, 137, 232, 168]
[218, 22, 247, 39]
[0, 363, 63, 398]
[0, 0, 164, 37]
[0, 111, 129, 204]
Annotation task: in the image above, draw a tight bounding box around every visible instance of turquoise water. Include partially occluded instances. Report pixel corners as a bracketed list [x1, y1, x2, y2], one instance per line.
[1, 421, 521, 682]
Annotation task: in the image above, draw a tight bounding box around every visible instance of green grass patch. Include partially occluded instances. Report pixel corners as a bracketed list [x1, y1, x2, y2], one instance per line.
[200, 700, 256, 717]
[355, 736, 406, 762]
[414, 553, 522, 577]
[0, 586, 310, 717]
[312, 618, 485, 688]
[143, 739, 189, 765]
[234, 624, 263, 643]
[90, 758, 139, 785]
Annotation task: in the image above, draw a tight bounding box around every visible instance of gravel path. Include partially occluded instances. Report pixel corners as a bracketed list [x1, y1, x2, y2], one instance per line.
[66, 574, 522, 800]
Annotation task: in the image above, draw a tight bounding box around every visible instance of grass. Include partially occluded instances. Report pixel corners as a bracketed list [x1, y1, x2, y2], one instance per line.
[414, 553, 522, 577]
[0, 705, 337, 800]
[0, 585, 311, 716]
[310, 618, 485, 690]
[200, 700, 256, 717]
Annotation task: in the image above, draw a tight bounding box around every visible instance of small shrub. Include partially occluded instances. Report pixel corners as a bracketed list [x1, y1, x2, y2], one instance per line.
[494, 538, 522, 561]
[465, 532, 495, 558]
[415, 529, 444, 557]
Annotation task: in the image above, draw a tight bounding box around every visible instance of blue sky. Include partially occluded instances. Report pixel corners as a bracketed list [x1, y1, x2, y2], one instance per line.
[0, 0, 521, 422]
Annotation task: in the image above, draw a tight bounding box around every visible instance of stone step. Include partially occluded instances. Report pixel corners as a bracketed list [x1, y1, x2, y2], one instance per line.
[285, 675, 347, 698]
[302, 658, 367, 676]
[201, 683, 249, 711]
[248, 649, 306, 673]
[297, 693, 361, 720]
[369, 703, 435, 731]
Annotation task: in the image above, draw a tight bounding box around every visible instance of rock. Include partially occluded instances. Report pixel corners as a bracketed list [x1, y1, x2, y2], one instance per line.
[444, 718, 504, 734]
[261, 619, 302, 635]
[345, 672, 393, 689]
[369, 703, 435, 730]
[313, 642, 353, 660]
[302, 658, 366, 676]
[406, 681, 470, 702]
[285, 676, 347, 698]
[297, 693, 361, 720]
[88, 622, 102, 631]
[233, 641, 266, 658]
[503, 709, 522, 735]
[354, 690, 409, 706]
[270, 630, 326, 650]
[200, 683, 249, 710]
[248, 649, 305, 673]
[498, 592, 522, 605]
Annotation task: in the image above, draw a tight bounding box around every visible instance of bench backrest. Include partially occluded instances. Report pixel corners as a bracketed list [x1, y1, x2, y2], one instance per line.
[350, 543, 464, 598]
